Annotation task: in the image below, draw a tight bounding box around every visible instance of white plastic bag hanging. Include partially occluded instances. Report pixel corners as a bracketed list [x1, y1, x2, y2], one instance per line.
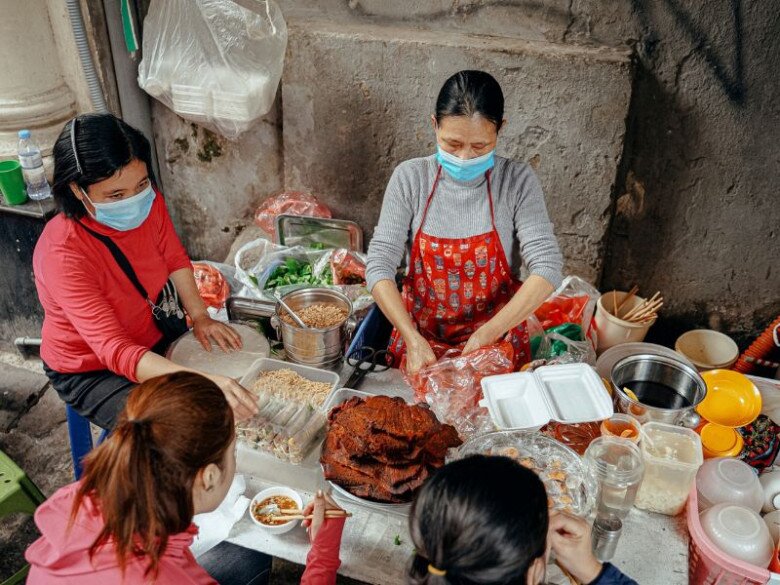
[138, 0, 287, 140]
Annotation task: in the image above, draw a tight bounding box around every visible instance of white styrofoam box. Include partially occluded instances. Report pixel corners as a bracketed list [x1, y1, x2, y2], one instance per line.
[480, 363, 613, 430]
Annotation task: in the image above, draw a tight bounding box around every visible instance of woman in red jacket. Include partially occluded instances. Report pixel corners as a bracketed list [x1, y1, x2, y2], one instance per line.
[25, 372, 346, 584]
[33, 114, 257, 428]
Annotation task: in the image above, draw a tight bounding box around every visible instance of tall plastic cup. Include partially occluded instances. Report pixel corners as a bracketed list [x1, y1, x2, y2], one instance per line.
[0, 160, 28, 205]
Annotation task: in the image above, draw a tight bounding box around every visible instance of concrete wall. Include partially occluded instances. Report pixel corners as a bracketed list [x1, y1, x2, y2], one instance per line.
[282, 21, 631, 283]
[147, 0, 777, 342]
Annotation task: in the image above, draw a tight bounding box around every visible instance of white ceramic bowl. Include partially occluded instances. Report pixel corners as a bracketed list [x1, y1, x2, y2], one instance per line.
[675, 329, 739, 371]
[249, 486, 304, 535]
[696, 458, 763, 512]
[763, 509, 780, 546]
[759, 470, 780, 514]
[699, 503, 774, 567]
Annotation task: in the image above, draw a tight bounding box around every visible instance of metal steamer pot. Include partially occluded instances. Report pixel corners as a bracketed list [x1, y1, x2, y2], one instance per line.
[272, 288, 356, 369]
[611, 353, 707, 427]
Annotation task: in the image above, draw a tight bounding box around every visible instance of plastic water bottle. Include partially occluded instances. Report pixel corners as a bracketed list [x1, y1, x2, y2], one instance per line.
[17, 130, 52, 201]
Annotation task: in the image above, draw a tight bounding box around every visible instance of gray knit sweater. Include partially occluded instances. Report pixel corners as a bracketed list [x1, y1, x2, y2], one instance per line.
[366, 154, 563, 291]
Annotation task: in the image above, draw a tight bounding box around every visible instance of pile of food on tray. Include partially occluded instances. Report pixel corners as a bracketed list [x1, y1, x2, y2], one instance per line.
[321, 395, 463, 503]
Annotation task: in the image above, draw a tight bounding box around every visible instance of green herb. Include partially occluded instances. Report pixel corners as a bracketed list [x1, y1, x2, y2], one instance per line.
[310, 242, 325, 250]
[264, 258, 330, 289]
[394, 534, 403, 546]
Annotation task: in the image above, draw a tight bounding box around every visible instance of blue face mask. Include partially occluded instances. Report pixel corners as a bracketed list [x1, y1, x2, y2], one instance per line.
[81, 185, 155, 231]
[436, 147, 495, 182]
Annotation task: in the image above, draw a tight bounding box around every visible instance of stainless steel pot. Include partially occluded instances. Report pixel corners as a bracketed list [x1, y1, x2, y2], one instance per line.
[611, 353, 707, 427]
[272, 288, 356, 369]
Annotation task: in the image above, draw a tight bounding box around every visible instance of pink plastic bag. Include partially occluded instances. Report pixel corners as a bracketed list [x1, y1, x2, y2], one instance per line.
[254, 191, 331, 235]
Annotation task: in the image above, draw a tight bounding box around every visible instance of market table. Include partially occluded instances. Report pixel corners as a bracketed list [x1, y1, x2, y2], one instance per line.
[224, 366, 690, 584]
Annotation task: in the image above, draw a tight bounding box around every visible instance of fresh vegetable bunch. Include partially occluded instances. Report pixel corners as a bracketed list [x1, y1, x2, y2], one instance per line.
[264, 258, 333, 289]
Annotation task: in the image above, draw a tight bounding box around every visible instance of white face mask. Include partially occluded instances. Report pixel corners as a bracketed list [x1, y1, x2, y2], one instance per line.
[81, 185, 155, 231]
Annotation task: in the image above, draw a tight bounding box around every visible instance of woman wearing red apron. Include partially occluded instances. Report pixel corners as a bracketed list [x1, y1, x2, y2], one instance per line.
[367, 70, 564, 373]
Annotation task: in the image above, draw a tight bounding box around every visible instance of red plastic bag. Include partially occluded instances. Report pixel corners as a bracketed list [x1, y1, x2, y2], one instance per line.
[330, 249, 366, 285]
[403, 341, 514, 437]
[192, 263, 230, 309]
[534, 295, 590, 330]
[254, 191, 332, 235]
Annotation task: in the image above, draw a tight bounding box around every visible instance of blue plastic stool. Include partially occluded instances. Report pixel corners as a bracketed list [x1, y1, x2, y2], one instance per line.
[65, 405, 108, 480]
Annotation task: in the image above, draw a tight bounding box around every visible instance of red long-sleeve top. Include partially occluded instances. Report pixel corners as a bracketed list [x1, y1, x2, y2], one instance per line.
[33, 193, 191, 381]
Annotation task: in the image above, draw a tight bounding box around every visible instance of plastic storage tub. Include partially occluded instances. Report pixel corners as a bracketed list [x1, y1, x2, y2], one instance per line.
[635, 422, 703, 515]
[688, 483, 777, 585]
[235, 358, 340, 464]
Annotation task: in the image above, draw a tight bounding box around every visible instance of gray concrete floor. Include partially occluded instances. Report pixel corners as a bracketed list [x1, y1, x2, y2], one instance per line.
[0, 354, 364, 584]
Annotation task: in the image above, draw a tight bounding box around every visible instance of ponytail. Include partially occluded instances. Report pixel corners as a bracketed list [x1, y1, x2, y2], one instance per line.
[71, 373, 234, 577]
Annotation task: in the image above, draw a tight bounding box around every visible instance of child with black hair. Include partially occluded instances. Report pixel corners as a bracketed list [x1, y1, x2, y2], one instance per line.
[408, 455, 638, 585]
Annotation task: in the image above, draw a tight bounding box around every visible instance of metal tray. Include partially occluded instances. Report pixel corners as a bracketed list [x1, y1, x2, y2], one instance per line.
[275, 214, 363, 251]
[227, 296, 277, 320]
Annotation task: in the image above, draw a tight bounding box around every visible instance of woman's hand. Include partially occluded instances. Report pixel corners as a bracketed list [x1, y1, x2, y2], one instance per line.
[549, 512, 603, 584]
[302, 490, 345, 542]
[405, 334, 437, 375]
[192, 315, 243, 352]
[461, 325, 499, 355]
[209, 375, 258, 421]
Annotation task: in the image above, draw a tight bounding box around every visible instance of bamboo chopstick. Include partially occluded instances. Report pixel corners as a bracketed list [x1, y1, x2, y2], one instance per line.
[622, 291, 661, 321]
[629, 300, 663, 322]
[614, 285, 639, 317]
[612, 290, 618, 316]
[277, 509, 351, 517]
[272, 512, 352, 521]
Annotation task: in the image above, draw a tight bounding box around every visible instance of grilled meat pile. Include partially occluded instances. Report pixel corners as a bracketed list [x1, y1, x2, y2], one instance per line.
[321, 395, 462, 503]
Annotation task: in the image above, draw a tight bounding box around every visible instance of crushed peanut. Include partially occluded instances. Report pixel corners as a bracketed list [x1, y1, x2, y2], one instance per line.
[280, 303, 348, 329]
[252, 369, 333, 406]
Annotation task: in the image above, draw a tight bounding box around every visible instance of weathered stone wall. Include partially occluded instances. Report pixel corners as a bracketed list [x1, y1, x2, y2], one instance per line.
[148, 0, 778, 341]
[282, 21, 631, 283]
[151, 98, 283, 261]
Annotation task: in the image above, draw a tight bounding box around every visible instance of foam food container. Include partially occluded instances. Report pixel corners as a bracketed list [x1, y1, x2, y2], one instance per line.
[479, 363, 613, 430]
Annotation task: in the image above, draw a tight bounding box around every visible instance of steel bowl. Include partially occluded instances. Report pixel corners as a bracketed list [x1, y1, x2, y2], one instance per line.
[611, 353, 707, 427]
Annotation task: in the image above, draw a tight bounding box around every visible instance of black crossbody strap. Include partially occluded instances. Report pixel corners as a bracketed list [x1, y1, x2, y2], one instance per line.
[77, 221, 151, 302]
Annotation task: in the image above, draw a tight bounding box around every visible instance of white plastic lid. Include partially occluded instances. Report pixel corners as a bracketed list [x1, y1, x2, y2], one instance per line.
[480, 364, 613, 430]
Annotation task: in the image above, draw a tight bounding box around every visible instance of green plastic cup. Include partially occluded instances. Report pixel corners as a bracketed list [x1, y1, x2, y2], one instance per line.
[0, 160, 28, 205]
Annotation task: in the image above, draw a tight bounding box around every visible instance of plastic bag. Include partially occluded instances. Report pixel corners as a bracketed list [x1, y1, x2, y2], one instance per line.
[234, 239, 330, 291]
[254, 192, 331, 235]
[329, 249, 366, 285]
[403, 341, 514, 437]
[535, 276, 601, 335]
[544, 332, 597, 366]
[138, 0, 287, 140]
[193, 262, 231, 309]
[233, 239, 376, 312]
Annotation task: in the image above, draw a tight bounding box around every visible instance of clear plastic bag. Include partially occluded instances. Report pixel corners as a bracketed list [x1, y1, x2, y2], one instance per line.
[254, 191, 332, 235]
[544, 332, 597, 366]
[234, 239, 330, 291]
[534, 276, 601, 334]
[403, 341, 514, 438]
[138, 0, 287, 140]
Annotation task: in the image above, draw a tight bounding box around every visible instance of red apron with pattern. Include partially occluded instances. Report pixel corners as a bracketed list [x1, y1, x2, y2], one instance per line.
[388, 166, 530, 369]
